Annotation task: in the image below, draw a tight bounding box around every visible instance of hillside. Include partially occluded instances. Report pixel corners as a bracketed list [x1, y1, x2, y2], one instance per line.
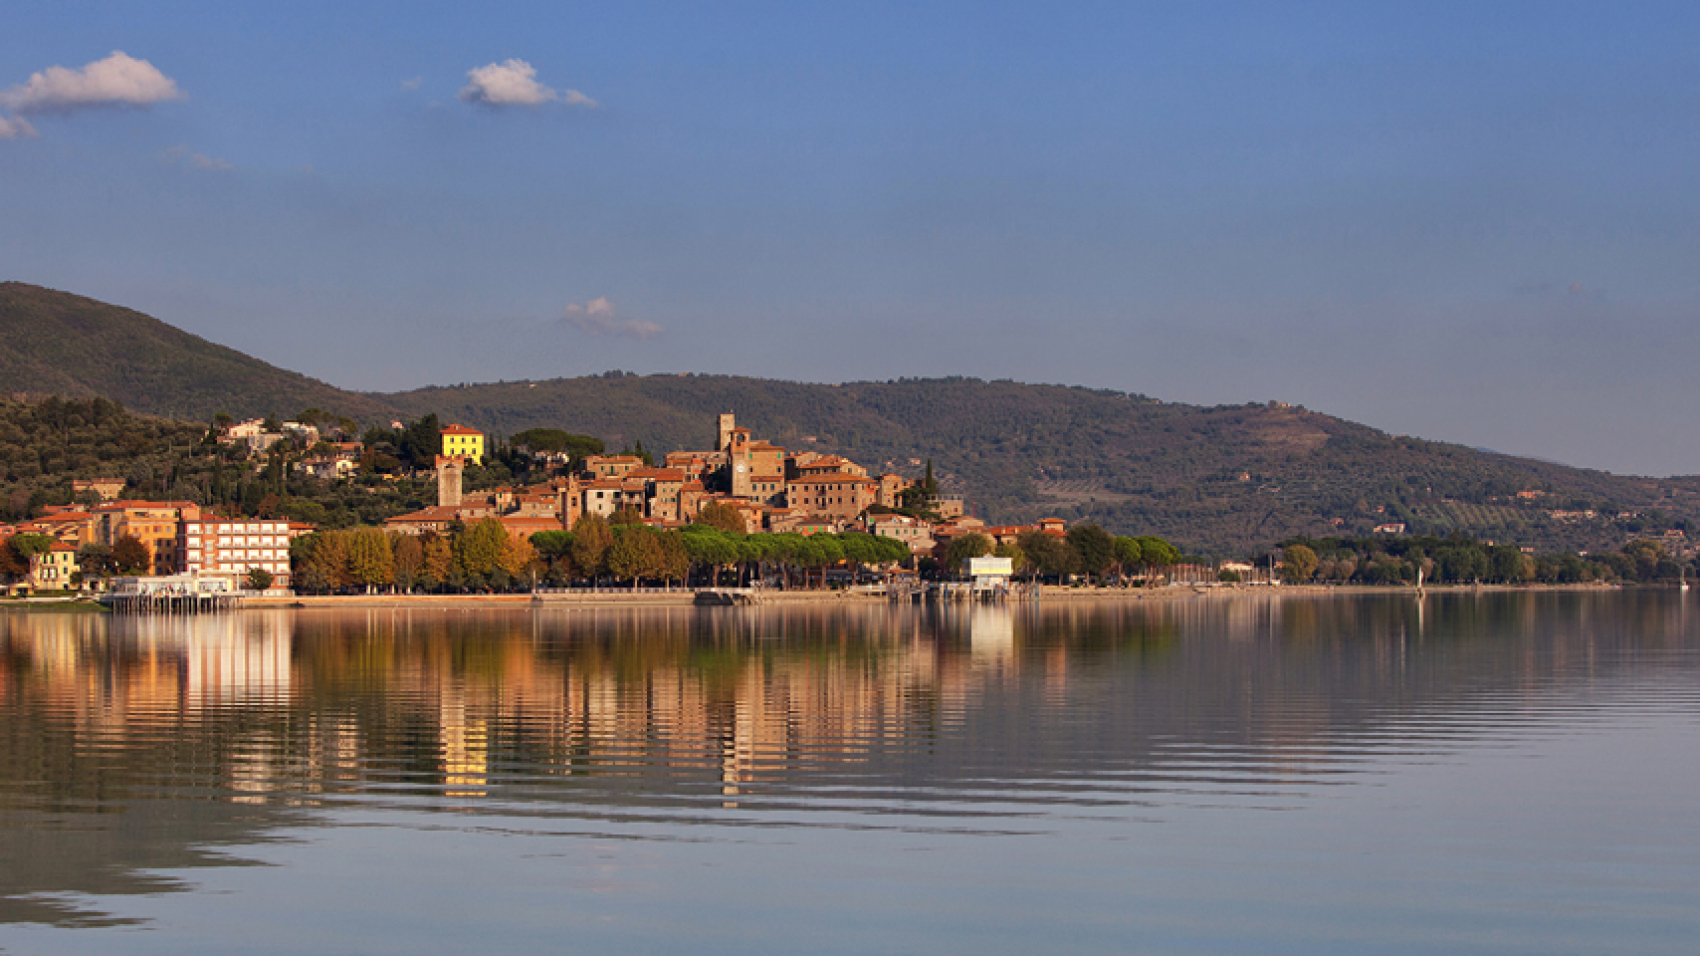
[383, 374, 1700, 554]
[0, 282, 392, 421]
[5, 282, 1699, 554]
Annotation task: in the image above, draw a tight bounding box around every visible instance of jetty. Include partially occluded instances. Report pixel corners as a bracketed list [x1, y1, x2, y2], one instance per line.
[100, 574, 248, 614]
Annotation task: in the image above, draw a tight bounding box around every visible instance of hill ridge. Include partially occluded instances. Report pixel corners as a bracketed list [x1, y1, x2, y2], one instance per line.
[4, 280, 1697, 553]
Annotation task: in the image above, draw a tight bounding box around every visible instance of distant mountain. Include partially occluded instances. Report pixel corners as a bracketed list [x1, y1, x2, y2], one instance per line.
[0, 282, 392, 421]
[6, 281, 1699, 554]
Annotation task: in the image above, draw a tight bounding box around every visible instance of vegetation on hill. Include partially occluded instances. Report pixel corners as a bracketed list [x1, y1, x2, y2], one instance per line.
[386, 374, 1700, 554]
[0, 282, 391, 421]
[7, 281, 1700, 554]
[0, 396, 205, 520]
[0, 396, 437, 529]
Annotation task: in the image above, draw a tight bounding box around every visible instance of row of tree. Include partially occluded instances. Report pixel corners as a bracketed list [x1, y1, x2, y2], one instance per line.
[288, 512, 918, 594]
[1277, 535, 1692, 585]
[937, 523, 1182, 584]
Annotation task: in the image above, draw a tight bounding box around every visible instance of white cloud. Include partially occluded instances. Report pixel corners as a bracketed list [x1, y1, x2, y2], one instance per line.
[0, 51, 183, 113]
[561, 297, 662, 339]
[401, 76, 423, 92]
[0, 113, 36, 139]
[458, 59, 595, 108]
[163, 145, 231, 171]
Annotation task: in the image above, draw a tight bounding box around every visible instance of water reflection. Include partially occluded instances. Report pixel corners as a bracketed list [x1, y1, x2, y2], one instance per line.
[1, 592, 1697, 944]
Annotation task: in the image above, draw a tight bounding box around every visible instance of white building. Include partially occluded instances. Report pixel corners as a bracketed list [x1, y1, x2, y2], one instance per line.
[176, 518, 296, 589]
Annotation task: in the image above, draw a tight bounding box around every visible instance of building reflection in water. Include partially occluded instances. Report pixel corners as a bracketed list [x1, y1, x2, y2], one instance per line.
[2, 592, 1697, 931]
[2, 590, 1694, 816]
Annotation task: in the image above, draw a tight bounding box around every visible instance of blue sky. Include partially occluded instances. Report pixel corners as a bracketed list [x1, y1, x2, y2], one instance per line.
[4, 2, 1700, 474]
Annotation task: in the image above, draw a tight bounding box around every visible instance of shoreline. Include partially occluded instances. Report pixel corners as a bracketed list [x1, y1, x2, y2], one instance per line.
[0, 581, 1633, 614]
[249, 581, 1622, 610]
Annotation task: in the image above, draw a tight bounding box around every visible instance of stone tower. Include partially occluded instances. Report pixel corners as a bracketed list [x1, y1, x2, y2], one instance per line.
[729, 428, 752, 498]
[435, 455, 464, 507]
[717, 412, 737, 453]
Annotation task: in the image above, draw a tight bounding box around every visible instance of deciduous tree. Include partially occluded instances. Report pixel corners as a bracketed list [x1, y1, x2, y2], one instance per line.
[347, 527, 396, 589]
[606, 527, 662, 584]
[112, 534, 151, 574]
[1066, 523, 1115, 583]
[1281, 544, 1318, 584]
[693, 501, 746, 533]
[943, 533, 994, 572]
[455, 518, 507, 578]
[423, 536, 454, 588]
[572, 513, 613, 579]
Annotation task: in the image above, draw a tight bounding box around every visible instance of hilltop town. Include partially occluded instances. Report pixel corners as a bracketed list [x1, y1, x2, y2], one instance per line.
[1, 407, 1129, 594]
[385, 412, 968, 537]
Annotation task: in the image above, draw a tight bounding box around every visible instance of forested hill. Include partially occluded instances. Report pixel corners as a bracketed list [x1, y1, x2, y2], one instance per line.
[0, 282, 392, 421]
[6, 282, 1700, 554]
[384, 374, 1700, 554]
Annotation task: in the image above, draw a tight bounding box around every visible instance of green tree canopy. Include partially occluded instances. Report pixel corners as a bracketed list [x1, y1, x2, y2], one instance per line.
[1281, 544, 1319, 583]
[606, 526, 663, 583]
[1066, 523, 1115, 581]
[571, 513, 613, 578]
[455, 518, 507, 577]
[347, 527, 396, 588]
[943, 533, 994, 571]
[1017, 530, 1077, 580]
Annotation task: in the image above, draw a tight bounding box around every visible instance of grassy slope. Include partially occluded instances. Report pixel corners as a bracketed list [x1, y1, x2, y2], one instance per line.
[0, 282, 394, 421]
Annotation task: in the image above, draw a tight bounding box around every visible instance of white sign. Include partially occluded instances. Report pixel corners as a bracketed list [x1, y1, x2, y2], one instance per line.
[966, 556, 1013, 577]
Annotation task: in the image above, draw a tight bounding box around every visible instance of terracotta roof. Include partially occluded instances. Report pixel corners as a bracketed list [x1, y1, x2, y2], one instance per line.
[789, 473, 875, 485]
[498, 515, 565, 532]
[628, 467, 686, 481]
[441, 424, 483, 436]
[386, 506, 463, 522]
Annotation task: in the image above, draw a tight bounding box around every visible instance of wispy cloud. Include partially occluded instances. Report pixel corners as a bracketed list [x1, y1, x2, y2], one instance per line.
[401, 76, 423, 92]
[458, 59, 595, 108]
[162, 145, 231, 171]
[0, 51, 182, 113]
[561, 297, 661, 339]
[0, 114, 36, 140]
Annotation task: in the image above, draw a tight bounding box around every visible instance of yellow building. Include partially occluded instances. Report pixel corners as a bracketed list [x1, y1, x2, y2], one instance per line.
[93, 500, 200, 576]
[441, 424, 485, 463]
[29, 542, 81, 590]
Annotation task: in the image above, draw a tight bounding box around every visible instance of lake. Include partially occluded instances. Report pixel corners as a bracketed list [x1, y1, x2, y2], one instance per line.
[2, 592, 1697, 954]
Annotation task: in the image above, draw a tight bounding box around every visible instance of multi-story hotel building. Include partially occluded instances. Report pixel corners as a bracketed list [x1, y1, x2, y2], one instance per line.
[176, 517, 296, 589]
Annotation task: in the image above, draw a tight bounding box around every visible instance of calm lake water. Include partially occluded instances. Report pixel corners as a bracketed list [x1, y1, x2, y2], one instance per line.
[1, 592, 1697, 955]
